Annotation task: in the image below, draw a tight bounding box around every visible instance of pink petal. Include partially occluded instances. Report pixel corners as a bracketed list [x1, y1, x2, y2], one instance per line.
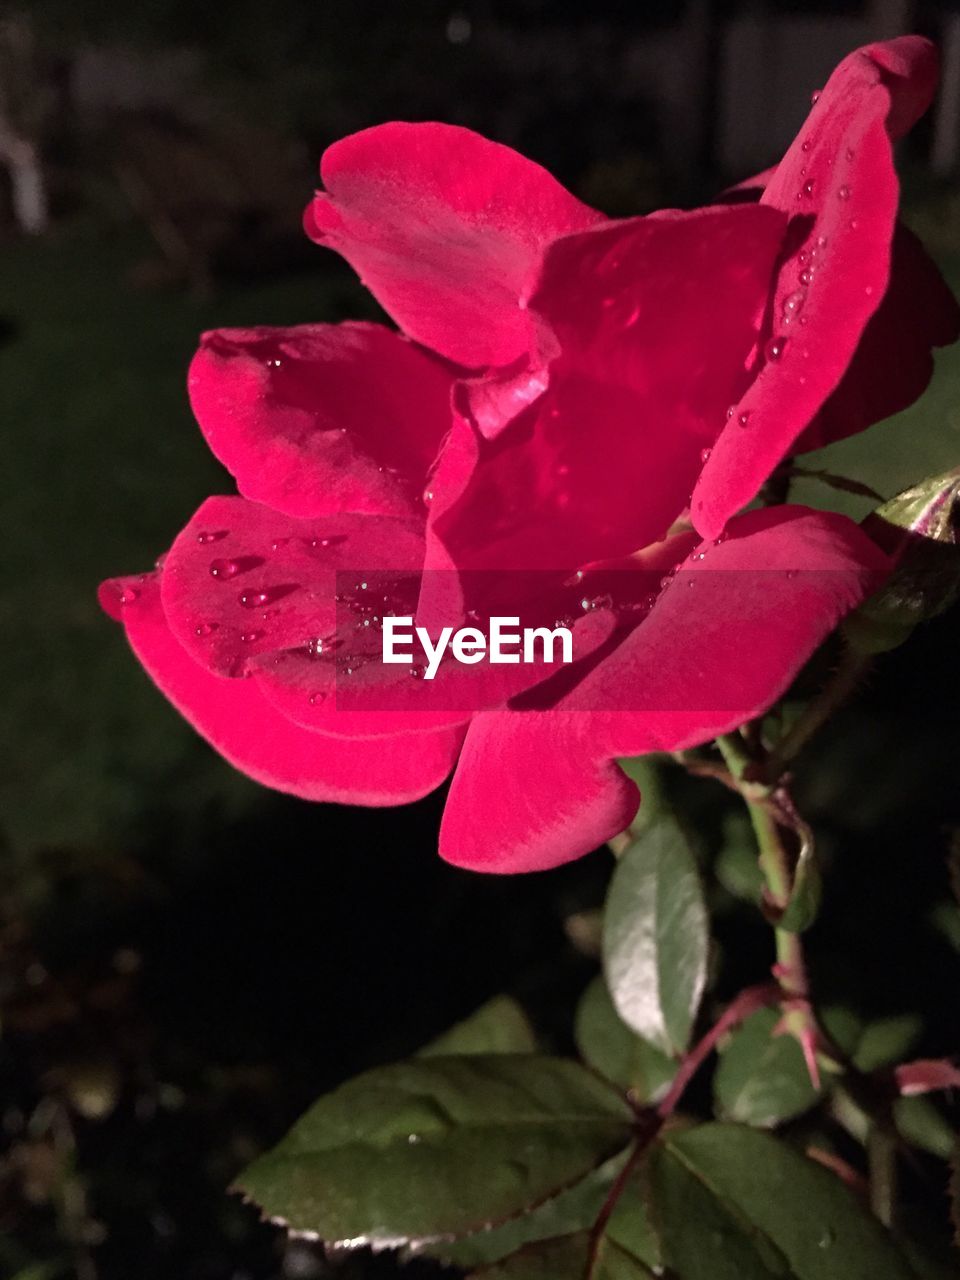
[440, 507, 887, 873]
[432, 205, 786, 571]
[439, 709, 639, 873]
[562, 507, 888, 743]
[693, 37, 945, 539]
[98, 574, 463, 805]
[252, 604, 616, 738]
[798, 224, 960, 450]
[159, 496, 426, 679]
[188, 323, 455, 519]
[304, 122, 602, 368]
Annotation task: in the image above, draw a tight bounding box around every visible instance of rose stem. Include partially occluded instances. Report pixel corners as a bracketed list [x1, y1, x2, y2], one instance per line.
[715, 731, 821, 1086]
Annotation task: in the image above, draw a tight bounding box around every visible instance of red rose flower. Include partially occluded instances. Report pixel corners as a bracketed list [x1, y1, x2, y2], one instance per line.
[101, 37, 956, 872]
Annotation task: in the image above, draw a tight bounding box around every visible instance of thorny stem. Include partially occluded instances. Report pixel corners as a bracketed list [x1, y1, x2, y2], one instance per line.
[715, 733, 822, 1087]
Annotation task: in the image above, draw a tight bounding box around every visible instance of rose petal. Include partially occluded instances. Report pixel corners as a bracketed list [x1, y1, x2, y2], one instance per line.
[160, 496, 426, 678]
[188, 322, 455, 519]
[439, 709, 639, 873]
[693, 36, 947, 539]
[798, 224, 960, 450]
[440, 507, 887, 872]
[304, 122, 602, 368]
[252, 602, 617, 739]
[431, 205, 787, 572]
[99, 574, 463, 805]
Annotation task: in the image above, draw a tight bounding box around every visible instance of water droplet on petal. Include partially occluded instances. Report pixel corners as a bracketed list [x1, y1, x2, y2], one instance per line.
[725, 405, 736, 420]
[238, 585, 293, 609]
[197, 530, 228, 545]
[304, 534, 348, 552]
[240, 630, 265, 644]
[738, 411, 751, 428]
[308, 691, 327, 706]
[700, 447, 712, 463]
[781, 289, 805, 324]
[802, 178, 815, 198]
[119, 585, 139, 606]
[209, 556, 264, 579]
[764, 336, 787, 362]
[801, 139, 812, 153]
[194, 622, 219, 637]
[811, 89, 821, 105]
[837, 184, 851, 201]
[422, 489, 434, 507]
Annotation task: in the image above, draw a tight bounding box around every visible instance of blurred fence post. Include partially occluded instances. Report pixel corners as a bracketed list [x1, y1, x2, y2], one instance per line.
[0, 11, 50, 235]
[932, 11, 960, 176]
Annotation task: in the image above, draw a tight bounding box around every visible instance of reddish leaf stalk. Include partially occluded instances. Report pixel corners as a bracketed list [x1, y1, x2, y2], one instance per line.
[657, 982, 780, 1119]
[894, 1058, 960, 1095]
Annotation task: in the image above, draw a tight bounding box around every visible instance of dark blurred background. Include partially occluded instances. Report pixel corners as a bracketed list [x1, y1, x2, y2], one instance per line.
[3, 2, 960, 1277]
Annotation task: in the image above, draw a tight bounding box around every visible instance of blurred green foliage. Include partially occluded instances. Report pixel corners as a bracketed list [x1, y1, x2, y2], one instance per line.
[0, 225, 372, 858]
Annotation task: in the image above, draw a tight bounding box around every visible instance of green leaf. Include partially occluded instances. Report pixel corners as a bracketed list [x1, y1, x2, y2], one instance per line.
[616, 756, 667, 835]
[713, 1008, 821, 1127]
[896, 1232, 960, 1280]
[575, 976, 676, 1102]
[651, 1123, 920, 1279]
[424, 1147, 663, 1270]
[235, 1055, 635, 1245]
[821, 1006, 922, 1073]
[468, 1234, 591, 1279]
[419, 996, 537, 1057]
[418, 1155, 625, 1268]
[467, 1232, 655, 1279]
[893, 1096, 956, 1159]
[603, 819, 708, 1056]
[466, 1173, 661, 1279]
